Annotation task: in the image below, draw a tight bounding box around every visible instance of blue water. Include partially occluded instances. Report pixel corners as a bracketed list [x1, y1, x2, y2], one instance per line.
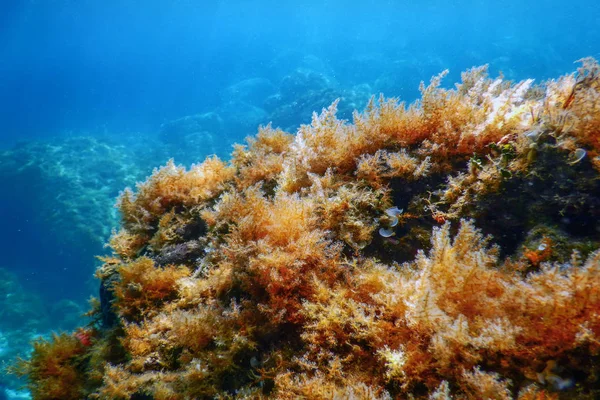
[0, 0, 598, 395]
[1, 0, 598, 143]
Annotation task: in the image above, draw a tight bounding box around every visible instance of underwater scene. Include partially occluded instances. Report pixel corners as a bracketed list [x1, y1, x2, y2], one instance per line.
[1, 0, 599, 398]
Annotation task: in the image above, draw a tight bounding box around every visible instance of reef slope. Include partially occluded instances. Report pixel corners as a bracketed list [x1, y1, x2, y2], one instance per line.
[14, 59, 600, 399]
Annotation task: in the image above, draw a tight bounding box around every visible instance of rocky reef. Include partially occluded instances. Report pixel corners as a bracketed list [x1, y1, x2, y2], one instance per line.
[158, 64, 373, 164]
[14, 59, 600, 399]
[0, 136, 163, 302]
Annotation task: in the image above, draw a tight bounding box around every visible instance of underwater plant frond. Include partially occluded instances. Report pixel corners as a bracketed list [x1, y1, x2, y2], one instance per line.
[117, 157, 235, 235]
[10, 332, 88, 400]
[112, 257, 190, 321]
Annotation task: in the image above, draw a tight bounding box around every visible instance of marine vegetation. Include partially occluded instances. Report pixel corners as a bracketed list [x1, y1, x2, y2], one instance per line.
[15, 59, 600, 399]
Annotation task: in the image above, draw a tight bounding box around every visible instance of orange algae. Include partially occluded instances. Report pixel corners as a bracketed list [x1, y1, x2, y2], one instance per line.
[10, 333, 90, 400]
[523, 237, 554, 268]
[110, 257, 191, 321]
[16, 60, 600, 399]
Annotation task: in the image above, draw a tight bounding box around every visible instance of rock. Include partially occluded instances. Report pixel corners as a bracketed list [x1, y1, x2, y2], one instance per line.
[221, 77, 276, 105]
[159, 112, 224, 145]
[219, 101, 269, 138]
[279, 69, 332, 99]
[154, 240, 204, 267]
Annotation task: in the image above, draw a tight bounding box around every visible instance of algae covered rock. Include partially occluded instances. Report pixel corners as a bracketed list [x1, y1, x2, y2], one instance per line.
[18, 60, 600, 399]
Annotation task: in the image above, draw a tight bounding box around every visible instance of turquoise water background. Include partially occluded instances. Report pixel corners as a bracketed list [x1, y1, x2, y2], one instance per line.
[1, 0, 598, 144]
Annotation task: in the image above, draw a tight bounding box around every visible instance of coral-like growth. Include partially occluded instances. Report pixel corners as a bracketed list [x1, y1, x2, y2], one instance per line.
[117, 157, 235, 235]
[231, 124, 294, 190]
[109, 256, 191, 321]
[544, 58, 600, 156]
[11, 333, 89, 400]
[17, 59, 600, 399]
